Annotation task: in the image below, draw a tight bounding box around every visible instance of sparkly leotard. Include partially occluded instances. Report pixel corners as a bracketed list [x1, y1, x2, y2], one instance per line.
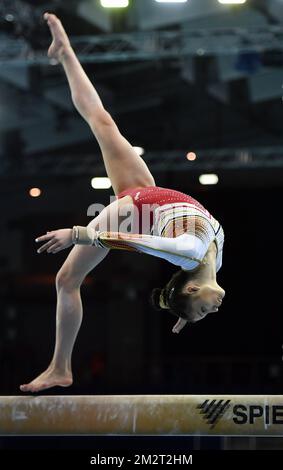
[96, 186, 224, 272]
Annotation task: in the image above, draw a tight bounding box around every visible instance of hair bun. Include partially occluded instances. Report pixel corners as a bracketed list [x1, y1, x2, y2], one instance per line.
[150, 288, 163, 311]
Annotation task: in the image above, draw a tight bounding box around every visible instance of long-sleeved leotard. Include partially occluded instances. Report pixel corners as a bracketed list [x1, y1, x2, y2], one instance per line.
[93, 197, 224, 272]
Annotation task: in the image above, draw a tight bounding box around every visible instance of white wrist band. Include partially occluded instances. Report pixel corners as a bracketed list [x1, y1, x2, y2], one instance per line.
[72, 226, 99, 246]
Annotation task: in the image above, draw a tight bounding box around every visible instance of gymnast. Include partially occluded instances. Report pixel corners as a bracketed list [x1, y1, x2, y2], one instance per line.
[20, 13, 225, 393]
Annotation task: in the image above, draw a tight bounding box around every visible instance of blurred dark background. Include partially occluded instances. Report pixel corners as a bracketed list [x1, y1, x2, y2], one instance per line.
[1, 0, 283, 451]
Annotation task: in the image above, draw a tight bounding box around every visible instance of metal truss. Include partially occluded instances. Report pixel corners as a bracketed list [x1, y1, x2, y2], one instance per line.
[2, 26, 283, 65]
[145, 146, 283, 171]
[1, 146, 283, 177]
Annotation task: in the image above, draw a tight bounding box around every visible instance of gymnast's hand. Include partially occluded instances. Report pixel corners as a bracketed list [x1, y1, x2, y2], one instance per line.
[35, 229, 73, 254]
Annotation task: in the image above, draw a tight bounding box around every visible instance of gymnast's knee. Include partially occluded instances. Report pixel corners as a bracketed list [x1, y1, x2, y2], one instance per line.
[56, 267, 82, 292]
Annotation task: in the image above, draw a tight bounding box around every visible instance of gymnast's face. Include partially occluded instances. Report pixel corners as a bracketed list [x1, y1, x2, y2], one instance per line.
[184, 283, 225, 323]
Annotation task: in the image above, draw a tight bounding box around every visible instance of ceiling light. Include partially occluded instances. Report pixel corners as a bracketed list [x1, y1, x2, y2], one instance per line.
[218, 0, 246, 4]
[29, 187, 42, 197]
[199, 174, 219, 185]
[186, 152, 196, 161]
[100, 0, 129, 7]
[133, 146, 145, 156]
[91, 177, 112, 189]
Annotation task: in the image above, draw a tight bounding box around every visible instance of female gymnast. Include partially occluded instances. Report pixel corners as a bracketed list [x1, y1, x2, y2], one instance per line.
[20, 13, 225, 393]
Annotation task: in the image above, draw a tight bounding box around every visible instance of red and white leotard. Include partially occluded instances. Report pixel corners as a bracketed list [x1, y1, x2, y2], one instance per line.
[95, 186, 224, 272]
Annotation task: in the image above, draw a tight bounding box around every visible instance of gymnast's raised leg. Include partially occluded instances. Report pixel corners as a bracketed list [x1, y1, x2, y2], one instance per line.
[20, 13, 155, 393]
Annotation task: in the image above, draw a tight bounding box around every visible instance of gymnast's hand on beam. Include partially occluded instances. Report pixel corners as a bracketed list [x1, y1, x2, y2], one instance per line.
[35, 229, 73, 254]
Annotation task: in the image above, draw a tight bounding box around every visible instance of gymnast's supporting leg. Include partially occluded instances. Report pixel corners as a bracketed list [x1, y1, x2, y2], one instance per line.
[20, 197, 136, 393]
[20, 227, 106, 392]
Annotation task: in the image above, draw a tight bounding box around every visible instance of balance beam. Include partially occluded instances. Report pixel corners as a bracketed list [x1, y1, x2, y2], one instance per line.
[1, 395, 283, 436]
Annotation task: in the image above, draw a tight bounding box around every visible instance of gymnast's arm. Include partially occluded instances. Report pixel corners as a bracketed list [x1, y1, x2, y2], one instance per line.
[76, 226, 208, 270]
[34, 226, 207, 269]
[96, 229, 202, 253]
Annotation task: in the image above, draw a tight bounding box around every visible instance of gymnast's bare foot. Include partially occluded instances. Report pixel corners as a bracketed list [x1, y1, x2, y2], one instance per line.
[44, 12, 72, 62]
[20, 366, 73, 393]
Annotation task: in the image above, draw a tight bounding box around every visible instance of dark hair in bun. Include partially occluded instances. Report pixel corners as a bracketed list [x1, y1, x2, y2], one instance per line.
[149, 269, 196, 319]
[150, 288, 163, 311]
